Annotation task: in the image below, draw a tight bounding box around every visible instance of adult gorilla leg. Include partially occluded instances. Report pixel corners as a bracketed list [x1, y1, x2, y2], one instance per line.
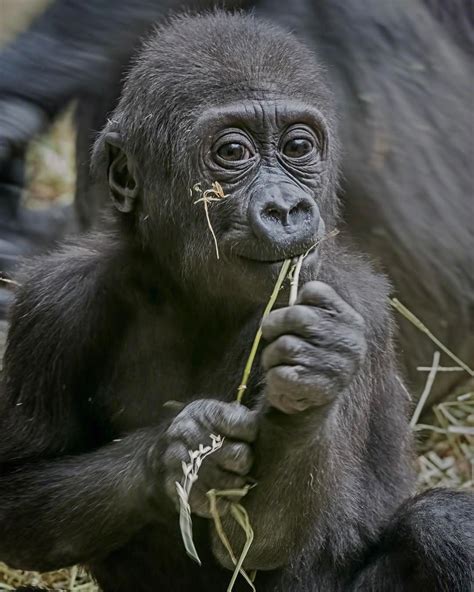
[352, 489, 474, 592]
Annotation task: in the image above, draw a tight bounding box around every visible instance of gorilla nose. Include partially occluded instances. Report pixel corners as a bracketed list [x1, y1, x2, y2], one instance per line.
[249, 192, 317, 243]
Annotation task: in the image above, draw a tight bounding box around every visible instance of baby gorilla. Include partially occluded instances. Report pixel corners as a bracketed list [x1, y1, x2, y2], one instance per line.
[0, 11, 472, 592]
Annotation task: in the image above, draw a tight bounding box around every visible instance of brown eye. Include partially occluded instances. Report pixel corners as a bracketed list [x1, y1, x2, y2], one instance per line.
[216, 142, 249, 162]
[282, 138, 313, 159]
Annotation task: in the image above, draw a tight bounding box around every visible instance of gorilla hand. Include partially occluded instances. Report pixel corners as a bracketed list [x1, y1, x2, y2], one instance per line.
[261, 281, 367, 414]
[161, 400, 258, 517]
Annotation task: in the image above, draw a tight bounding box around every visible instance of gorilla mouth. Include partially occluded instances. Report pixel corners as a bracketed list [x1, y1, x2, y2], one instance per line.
[238, 246, 318, 265]
[240, 254, 299, 264]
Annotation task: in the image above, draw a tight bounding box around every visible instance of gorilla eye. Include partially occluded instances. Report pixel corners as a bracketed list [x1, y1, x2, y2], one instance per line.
[216, 142, 250, 162]
[282, 138, 314, 159]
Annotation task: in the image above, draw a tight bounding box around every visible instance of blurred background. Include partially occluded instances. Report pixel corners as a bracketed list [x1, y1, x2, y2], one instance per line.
[1, 0, 75, 212]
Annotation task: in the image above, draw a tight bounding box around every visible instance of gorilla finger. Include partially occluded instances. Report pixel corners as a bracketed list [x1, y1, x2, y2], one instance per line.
[164, 475, 181, 508]
[166, 416, 202, 445]
[215, 442, 253, 475]
[266, 362, 344, 395]
[261, 335, 311, 370]
[265, 364, 306, 393]
[261, 305, 320, 342]
[265, 368, 338, 409]
[297, 281, 363, 325]
[192, 399, 259, 443]
[320, 344, 363, 374]
[266, 391, 316, 414]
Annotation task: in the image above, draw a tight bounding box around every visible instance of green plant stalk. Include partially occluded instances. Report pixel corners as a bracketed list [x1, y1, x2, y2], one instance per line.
[236, 259, 292, 403]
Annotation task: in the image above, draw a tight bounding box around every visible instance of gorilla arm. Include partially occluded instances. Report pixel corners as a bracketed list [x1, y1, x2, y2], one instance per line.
[0, 250, 170, 571]
[212, 279, 412, 571]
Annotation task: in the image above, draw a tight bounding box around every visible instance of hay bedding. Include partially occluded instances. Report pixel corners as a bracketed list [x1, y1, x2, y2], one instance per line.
[0, 564, 98, 591]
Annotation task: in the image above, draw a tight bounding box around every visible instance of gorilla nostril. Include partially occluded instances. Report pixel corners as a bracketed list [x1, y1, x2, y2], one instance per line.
[263, 206, 285, 224]
[289, 200, 312, 224]
[290, 201, 311, 216]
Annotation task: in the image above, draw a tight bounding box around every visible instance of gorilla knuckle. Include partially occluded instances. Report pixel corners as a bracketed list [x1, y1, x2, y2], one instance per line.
[266, 365, 302, 390]
[221, 442, 253, 475]
[166, 417, 197, 442]
[276, 334, 304, 357]
[286, 305, 316, 331]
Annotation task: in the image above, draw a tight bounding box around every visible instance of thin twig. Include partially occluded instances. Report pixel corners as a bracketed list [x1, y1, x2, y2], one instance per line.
[391, 298, 474, 376]
[410, 351, 440, 428]
[417, 366, 464, 372]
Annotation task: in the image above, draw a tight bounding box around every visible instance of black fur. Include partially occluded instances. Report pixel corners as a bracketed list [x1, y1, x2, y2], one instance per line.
[2, 0, 471, 405]
[1, 13, 472, 592]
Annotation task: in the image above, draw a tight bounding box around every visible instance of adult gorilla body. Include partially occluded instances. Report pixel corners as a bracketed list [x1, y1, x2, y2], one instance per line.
[1, 1, 472, 404]
[0, 13, 472, 592]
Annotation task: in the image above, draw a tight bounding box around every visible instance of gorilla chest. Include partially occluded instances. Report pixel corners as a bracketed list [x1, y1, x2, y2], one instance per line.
[103, 311, 258, 432]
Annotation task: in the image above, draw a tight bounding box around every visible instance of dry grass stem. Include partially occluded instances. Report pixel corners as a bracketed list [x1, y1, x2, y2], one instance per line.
[410, 351, 440, 428]
[391, 298, 474, 376]
[417, 366, 464, 372]
[176, 434, 224, 565]
[207, 489, 256, 592]
[192, 181, 229, 259]
[0, 563, 97, 592]
[0, 277, 20, 288]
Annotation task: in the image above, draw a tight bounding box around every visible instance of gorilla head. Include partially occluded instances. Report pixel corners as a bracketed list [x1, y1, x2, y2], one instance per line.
[95, 12, 339, 305]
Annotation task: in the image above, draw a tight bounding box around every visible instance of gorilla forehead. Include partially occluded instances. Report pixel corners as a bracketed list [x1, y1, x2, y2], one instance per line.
[116, 11, 334, 153]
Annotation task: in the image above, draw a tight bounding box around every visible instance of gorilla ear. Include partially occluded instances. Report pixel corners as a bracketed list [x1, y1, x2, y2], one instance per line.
[104, 132, 139, 213]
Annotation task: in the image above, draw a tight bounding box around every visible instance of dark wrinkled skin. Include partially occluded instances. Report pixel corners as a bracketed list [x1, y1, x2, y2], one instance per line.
[0, 13, 472, 592]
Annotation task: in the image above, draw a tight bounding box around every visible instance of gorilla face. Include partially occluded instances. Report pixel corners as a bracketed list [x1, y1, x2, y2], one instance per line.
[195, 99, 329, 263]
[98, 14, 338, 306]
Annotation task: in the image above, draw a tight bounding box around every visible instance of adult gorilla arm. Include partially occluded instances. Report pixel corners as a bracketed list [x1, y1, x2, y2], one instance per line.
[0, 0, 246, 159]
[0, 0, 175, 116]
